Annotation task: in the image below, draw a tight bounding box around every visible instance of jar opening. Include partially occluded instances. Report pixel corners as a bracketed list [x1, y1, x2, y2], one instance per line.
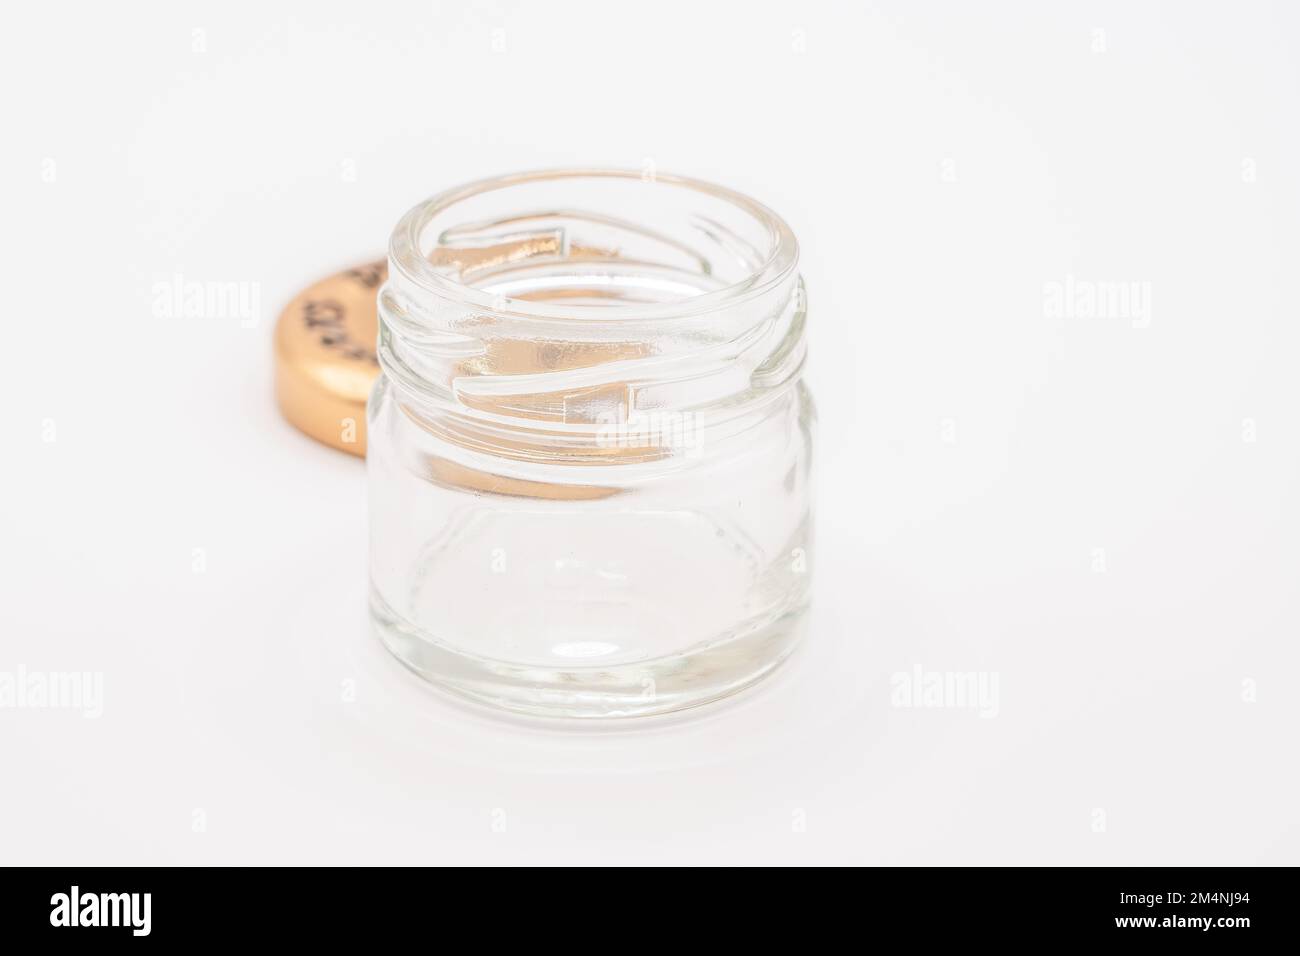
[389, 168, 798, 323]
[379, 170, 807, 451]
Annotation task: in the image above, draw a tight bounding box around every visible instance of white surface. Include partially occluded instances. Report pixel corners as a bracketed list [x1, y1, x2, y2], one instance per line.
[2, 0, 1297, 865]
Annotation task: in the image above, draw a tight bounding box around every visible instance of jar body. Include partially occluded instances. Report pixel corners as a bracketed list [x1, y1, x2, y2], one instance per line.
[367, 170, 813, 718]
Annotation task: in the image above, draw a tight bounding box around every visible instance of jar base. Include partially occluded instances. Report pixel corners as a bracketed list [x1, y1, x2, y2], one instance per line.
[370, 587, 807, 719]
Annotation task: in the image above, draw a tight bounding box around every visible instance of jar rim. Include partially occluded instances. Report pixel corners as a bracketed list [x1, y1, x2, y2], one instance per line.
[388, 167, 799, 323]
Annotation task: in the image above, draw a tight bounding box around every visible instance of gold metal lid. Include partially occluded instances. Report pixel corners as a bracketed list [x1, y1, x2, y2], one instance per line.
[273, 260, 385, 456]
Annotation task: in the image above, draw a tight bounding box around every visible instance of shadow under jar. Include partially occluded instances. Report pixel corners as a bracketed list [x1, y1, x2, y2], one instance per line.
[368, 169, 813, 719]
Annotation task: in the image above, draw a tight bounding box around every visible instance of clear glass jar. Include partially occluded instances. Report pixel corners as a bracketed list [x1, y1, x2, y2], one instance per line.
[368, 169, 813, 718]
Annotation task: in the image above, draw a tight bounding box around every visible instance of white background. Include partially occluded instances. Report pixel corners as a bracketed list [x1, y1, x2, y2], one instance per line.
[2, 0, 1297, 865]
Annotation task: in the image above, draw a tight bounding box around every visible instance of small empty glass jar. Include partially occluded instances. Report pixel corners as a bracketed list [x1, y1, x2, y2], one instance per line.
[368, 169, 813, 718]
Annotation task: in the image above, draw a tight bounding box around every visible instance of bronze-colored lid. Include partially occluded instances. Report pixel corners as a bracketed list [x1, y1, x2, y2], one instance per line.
[273, 260, 385, 456]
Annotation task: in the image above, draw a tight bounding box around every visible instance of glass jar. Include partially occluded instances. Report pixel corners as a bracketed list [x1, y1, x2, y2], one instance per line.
[368, 169, 813, 718]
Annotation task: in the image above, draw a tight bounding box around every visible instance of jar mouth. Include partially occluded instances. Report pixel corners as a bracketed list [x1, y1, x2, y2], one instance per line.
[388, 168, 798, 324]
